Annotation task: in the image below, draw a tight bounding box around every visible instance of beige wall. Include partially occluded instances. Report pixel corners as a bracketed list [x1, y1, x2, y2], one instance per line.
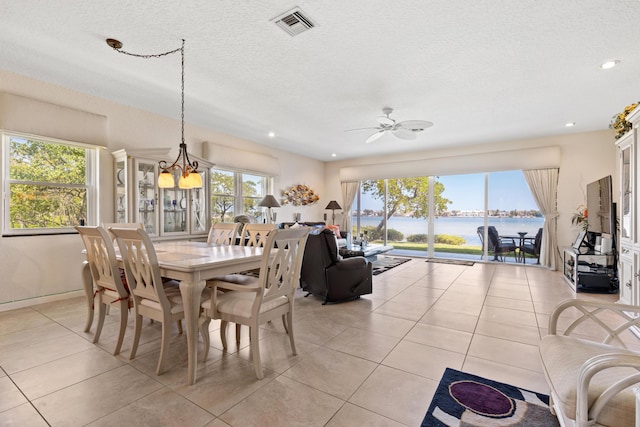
[0, 68, 618, 308]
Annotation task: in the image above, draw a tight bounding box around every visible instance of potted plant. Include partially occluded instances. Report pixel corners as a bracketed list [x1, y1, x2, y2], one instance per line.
[571, 205, 588, 231]
[610, 102, 639, 139]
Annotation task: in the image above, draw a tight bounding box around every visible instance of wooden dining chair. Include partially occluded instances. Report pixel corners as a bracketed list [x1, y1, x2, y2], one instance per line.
[76, 226, 132, 355]
[207, 222, 241, 245]
[240, 223, 278, 247]
[206, 222, 278, 344]
[81, 223, 144, 334]
[200, 227, 310, 379]
[110, 227, 206, 375]
[102, 222, 144, 231]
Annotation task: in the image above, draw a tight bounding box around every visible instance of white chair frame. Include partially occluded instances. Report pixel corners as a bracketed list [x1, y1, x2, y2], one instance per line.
[200, 227, 310, 379]
[77, 226, 131, 355]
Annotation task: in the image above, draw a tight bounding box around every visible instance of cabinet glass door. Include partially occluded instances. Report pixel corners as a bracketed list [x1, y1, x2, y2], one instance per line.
[622, 143, 632, 241]
[136, 160, 157, 235]
[115, 160, 127, 223]
[162, 170, 188, 234]
[191, 170, 207, 234]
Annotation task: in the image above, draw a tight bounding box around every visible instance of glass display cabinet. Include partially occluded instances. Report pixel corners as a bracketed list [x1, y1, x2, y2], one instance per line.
[112, 148, 211, 240]
[616, 111, 640, 306]
[619, 133, 634, 246]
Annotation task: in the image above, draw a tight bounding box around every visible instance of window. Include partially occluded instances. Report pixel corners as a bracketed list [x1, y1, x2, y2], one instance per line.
[211, 169, 236, 222]
[2, 131, 99, 236]
[211, 168, 271, 223]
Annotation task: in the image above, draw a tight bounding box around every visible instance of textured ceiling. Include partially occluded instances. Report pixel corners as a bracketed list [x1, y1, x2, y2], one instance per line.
[2, 1, 640, 161]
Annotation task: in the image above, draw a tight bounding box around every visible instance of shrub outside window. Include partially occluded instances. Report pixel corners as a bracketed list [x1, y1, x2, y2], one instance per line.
[3, 131, 98, 236]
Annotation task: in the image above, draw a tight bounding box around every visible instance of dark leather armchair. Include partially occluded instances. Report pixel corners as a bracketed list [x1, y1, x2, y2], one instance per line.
[300, 228, 372, 304]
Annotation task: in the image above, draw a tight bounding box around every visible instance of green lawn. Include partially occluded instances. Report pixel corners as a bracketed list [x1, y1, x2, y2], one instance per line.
[387, 241, 482, 255]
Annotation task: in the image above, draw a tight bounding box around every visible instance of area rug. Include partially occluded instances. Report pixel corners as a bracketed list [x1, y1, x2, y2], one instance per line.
[422, 368, 559, 427]
[372, 256, 411, 275]
[425, 258, 475, 266]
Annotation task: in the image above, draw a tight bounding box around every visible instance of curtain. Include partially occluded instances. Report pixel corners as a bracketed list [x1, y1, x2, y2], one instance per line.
[523, 168, 560, 270]
[340, 181, 360, 238]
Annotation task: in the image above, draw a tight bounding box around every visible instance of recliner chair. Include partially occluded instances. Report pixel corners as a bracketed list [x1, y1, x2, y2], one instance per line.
[300, 228, 372, 304]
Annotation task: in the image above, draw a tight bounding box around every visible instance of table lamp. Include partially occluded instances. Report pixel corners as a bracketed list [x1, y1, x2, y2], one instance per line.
[258, 195, 280, 224]
[325, 200, 342, 225]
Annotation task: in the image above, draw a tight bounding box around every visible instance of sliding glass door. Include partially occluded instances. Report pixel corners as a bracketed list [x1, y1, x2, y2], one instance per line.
[433, 173, 485, 261]
[352, 170, 542, 264]
[487, 171, 543, 263]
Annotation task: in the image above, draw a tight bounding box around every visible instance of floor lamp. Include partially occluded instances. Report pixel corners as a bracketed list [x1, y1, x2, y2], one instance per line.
[325, 200, 342, 225]
[258, 195, 280, 224]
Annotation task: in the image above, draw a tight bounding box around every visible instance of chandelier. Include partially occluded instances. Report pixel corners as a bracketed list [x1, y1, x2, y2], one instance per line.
[106, 38, 202, 189]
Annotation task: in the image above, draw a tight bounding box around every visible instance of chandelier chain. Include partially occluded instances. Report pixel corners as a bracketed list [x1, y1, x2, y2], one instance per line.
[109, 45, 182, 59]
[180, 40, 184, 145]
[111, 40, 185, 146]
[107, 38, 200, 188]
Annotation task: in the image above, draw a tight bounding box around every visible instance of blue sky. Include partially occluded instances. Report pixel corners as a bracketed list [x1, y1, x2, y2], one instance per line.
[360, 171, 538, 211]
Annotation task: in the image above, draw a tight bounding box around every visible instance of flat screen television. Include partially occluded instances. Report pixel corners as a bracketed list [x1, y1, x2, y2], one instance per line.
[586, 175, 614, 236]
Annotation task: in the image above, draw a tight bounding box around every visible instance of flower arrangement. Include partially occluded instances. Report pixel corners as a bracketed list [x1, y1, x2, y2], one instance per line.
[610, 102, 639, 139]
[571, 204, 588, 231]
[281, 184, 319, 206]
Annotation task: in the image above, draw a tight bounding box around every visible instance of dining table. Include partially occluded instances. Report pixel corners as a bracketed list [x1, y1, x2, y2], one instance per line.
[82, 240, 263, 385]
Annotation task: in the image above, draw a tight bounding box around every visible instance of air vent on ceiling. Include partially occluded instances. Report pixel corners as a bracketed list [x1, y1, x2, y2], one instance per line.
[272, 7, 316, 37]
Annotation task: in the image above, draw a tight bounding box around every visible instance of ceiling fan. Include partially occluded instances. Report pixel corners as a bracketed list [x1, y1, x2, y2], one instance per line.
[346, 107, 434, 144]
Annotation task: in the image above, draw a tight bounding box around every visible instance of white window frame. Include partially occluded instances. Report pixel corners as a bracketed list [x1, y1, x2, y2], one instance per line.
[2, 130, 100, 236]
[211, 167, 273, 219]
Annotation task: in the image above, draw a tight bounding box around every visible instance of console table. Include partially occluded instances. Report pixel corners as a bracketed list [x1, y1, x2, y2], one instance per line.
[562, 247, 617, 293]
[339, 244, 393, 261]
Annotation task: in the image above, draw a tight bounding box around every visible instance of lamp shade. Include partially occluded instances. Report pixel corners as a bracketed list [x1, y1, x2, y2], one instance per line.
[176, 171, 202, 189]
[258, 195, 280, 208]
[158, 171, 175, 188]
[325, 200, 342, 210]
[187, 171, 203, 188]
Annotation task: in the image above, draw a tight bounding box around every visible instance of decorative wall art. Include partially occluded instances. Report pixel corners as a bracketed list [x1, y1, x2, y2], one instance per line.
[281, 184, 320, 206]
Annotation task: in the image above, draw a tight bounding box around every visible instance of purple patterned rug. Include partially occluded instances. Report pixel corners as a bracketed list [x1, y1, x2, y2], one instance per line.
[422, 368, 559, 426]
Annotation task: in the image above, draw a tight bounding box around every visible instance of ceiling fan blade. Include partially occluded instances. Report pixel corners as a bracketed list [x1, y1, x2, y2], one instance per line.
[393, 128, 417, 140]
[397, 120, 433, 131]
[366, 130, 386, 144]
[344, 126, 381, 132]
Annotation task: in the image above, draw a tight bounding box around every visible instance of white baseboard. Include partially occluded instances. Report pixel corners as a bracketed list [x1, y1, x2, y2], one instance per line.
[0, 290, 85, 312]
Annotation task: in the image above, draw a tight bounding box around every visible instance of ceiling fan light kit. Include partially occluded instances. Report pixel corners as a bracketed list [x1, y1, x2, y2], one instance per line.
[347, 107, 433, 143]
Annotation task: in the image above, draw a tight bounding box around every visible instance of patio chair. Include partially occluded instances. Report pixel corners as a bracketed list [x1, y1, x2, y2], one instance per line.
[519, 228, 542, 264]
[477, 226, 517, 261]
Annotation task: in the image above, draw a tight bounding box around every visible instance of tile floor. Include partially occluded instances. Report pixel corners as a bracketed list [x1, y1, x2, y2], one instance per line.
[0, 258, 620, 426]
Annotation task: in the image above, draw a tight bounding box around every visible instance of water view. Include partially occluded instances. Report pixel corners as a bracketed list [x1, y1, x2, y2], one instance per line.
[354, 215, 544, 246]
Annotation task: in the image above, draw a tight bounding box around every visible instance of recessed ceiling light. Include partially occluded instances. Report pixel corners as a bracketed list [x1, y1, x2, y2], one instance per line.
[268, 131, 275, 138]
[601, 60, 620, 69]
[564, 122, 576, 127]
[331, 153, 337, 157]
